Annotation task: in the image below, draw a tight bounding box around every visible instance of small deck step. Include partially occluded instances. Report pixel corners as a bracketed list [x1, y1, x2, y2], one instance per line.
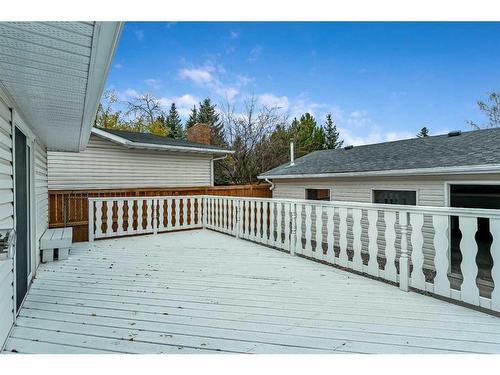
[40, 228, 72, 262]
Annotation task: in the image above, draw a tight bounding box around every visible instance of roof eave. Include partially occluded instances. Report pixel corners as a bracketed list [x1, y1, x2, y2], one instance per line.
[79, 22, 124, 151]
[258, 164, 500, 180]
[92, 128, 234, 155]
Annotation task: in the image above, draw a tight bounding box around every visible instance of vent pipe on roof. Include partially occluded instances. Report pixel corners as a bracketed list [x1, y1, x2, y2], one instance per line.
[290, 141, 295, 166]
[448, 130, 462, 137]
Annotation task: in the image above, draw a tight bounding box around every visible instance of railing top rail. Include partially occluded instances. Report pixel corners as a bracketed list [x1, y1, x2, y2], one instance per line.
[88, 194, 500, 218]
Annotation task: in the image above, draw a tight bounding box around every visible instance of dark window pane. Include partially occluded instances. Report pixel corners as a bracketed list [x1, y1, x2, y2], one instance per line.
[373, 190, 416, 205]
[306, 189, 330, 201]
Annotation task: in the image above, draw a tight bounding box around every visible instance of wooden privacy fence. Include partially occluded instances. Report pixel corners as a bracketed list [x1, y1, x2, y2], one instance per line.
[49, 184, 271, 242]
[88, 194, 500, 313]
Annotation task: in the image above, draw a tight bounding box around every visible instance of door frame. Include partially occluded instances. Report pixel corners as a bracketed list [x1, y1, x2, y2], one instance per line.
[12, 110, 36, 314]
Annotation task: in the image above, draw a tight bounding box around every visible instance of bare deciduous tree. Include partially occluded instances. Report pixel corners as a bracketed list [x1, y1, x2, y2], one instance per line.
[126, 93, 165, 132]
[468, 92, 500, 129]
[219, 96, 288, 184]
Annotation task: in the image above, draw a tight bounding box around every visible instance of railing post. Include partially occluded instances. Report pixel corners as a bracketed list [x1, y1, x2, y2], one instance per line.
[88, 199, 94, 242]
[235, 199, 241, 239]
[153, 199, 158, 235]
[202, 196, 207, 229]
[398, 210, 410, 291]
[290, 202, 297, 256]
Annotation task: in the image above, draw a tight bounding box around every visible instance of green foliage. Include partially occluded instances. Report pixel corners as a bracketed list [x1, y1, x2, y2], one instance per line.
[94, 90, 123, 130]
[165, 103, 184, 139]
[468, 92, 500, 129]
[289, 113, 326, 156]
[323, 114, 344, 149]
[94, 91, 344, 186]
[416, 126, 430, 138]
[148, 115, 170, 136]
[185, 106, 198, 129]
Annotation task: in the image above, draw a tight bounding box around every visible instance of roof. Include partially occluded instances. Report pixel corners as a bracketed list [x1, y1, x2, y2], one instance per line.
[259, 127, 500, 179]
[93, 127, 233, 155]
[0, 22, 123, 151]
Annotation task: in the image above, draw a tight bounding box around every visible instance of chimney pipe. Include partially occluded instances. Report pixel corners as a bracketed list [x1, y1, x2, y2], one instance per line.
[290, 141, 295, 166]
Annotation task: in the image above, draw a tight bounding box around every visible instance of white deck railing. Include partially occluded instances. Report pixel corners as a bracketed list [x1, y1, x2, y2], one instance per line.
[88, 195, 500, 313]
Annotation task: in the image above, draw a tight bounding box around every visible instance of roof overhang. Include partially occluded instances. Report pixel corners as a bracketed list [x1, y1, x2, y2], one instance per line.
[0, 22, 123, 151]
[92, 128, 234, 155]
[258, 164, 500, 180]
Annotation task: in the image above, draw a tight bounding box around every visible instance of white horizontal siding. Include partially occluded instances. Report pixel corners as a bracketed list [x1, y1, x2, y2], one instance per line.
[34, 140, 48, 269]
[0, 97, 13, 349]
[0, 101, 13, 230]
[47, 135, 213, 190]
[273, 175, 500, 270]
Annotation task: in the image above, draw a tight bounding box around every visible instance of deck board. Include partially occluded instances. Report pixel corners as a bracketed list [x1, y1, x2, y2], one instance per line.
[4, 229, 500, 354]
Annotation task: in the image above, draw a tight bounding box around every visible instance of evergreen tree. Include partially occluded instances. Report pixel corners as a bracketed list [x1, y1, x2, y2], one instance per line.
[165, 103, 184, 139]
[289, 113, 325, 156]
[197, 98, 220, 126]
[197, 98, 226, 148]
[417, 126, 430, 138]
[323, 114, 344, 149]
[185, 106, 198, 129]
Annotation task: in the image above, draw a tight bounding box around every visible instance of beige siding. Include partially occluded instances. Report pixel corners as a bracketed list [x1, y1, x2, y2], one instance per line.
[273, 175, 500, 205]
[47, 134, 213, 190]
[273, 175, 500, 270]
[34, 140, 48, 268]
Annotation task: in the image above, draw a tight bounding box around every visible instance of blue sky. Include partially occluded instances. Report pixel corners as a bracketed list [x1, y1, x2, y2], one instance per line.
[106, 22, 500, 145]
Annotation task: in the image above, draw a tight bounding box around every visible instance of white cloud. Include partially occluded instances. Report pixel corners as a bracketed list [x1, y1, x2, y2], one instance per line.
[235, 74, 253, 86]
[229, 31, 239, 39]
[144, 79, 162, 89]
[117, 88, 140, 101]
[178, 62, 248, 102]
[248, 45, 263, 62]
[179, 67, 214, 84]
[133, 29, 144, 42]
[114, 63, 123, 69]
[339, 127, 414, 146]
[257, 93, 289, 109]
[159, 94, 200, 117]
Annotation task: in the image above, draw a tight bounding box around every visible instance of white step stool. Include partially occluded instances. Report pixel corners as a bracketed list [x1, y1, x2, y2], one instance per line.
[40, 227, 73, 262]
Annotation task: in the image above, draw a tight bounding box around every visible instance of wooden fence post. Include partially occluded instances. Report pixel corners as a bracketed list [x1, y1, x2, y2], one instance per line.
[399, 210, 410, 291]
[290, 202, 297, 256]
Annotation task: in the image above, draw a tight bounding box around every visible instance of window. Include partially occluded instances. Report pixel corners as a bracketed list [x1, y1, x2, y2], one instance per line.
[373, 190, 416, 205]
[449, 184, 500, 285]
[305, 188, 330, 201]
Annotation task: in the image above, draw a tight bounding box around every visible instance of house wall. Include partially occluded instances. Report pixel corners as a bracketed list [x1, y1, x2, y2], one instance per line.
[34, 140, 48, 269]
[272, 174, 500, 204]
[0, 92, 49, 349]
[47, 135, 213, 190]
[0, 97, 14, 349]
[272, 174, 500, 270]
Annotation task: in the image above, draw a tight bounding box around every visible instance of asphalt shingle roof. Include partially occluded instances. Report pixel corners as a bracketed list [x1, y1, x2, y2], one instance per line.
[260, 127, 500, 178]
[98, 128, 229, 151]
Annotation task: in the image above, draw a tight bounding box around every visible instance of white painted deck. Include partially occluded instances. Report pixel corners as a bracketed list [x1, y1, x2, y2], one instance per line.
[4, 229, 500, 354]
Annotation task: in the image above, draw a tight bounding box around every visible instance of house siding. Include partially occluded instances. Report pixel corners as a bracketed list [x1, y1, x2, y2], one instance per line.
[272, 175, 500, 270]
[0, 99, 13, 230]
[0, 97, 14, 349]
[47, 134, 213, 190]
[34, 140, 48, 269]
